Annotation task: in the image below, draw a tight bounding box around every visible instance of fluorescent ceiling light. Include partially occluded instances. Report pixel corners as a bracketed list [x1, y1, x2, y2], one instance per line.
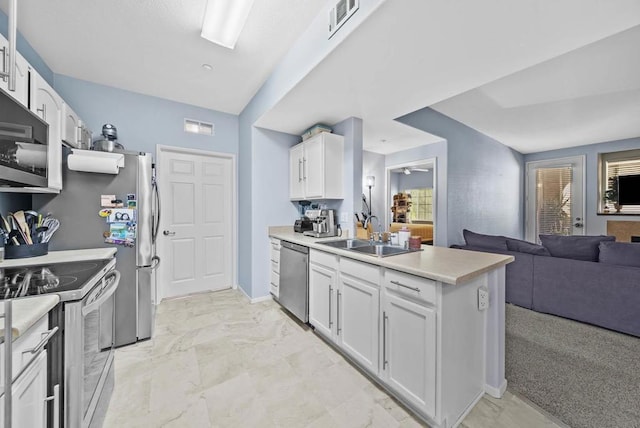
[201, 0, 255, 49]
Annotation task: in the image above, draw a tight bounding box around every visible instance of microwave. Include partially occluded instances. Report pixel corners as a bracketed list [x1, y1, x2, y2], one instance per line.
[0, 88, 49, 187]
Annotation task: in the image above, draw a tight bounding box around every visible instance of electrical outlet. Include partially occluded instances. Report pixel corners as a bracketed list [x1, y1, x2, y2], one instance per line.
[478, 286, 489, 311]
[340, 212, 349, 223]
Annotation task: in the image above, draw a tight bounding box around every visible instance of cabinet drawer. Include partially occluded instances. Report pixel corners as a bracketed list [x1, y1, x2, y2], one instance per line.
[271, 259, 279, 275]
[1, 315, 50, 382]
[270, 270, 279, 287]
[271, 248, 280, 264]
[270, 238, 281, 250]
[340, 257, 380, 286]
[383, 269, 436, 305]
[310, 249, 339, 270]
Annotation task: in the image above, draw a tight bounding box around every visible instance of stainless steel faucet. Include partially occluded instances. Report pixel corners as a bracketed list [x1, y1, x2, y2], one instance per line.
[363, 215, 383, 241]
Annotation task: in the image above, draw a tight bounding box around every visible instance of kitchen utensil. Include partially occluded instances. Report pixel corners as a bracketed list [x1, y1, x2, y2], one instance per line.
[93, 139, 124, 152]
[42, 217, 60, 243]
[13, 210, 33, 244]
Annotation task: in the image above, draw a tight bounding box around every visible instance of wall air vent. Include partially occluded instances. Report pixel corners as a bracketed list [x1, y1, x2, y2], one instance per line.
[328, 0, 359, 39]
[184, 119, 214, 136]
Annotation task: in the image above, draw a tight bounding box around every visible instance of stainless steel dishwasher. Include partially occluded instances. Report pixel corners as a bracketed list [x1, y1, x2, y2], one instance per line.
[278, 241, 309, 322]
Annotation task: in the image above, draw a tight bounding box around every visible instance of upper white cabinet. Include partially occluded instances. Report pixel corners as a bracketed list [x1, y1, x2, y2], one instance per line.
[0, 34, 29, 106]
[61, 102, 81, 148]
[289, 132, 343, 200]
[30, 69, 63, 191]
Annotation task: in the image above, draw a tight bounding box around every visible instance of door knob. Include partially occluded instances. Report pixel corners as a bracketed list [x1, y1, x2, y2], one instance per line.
[163, 230, 175, 236]
[574, 223, 584, 228]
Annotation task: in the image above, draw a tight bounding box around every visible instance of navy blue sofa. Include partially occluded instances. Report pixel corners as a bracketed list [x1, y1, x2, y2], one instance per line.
[452, 231, 640, 338]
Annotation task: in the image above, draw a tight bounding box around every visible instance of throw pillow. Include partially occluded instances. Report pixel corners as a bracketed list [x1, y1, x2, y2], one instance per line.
[463, 229, 508, 250]
[506, 238, 550, 256]
[539, 235, 615, 261]
[598, 241, 640, 268]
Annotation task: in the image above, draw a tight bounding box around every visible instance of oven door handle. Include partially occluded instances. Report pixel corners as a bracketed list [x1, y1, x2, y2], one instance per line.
[82, 270, 121, 316]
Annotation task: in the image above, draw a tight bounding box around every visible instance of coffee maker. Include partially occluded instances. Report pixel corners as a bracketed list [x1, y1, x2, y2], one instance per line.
[303, 209, 339, 238]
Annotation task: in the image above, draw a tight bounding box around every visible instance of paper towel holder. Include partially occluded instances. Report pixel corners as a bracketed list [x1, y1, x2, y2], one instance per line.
[68, 149, 125, 174]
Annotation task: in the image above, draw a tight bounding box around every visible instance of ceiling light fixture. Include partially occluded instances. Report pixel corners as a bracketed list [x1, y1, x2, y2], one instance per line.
[403, 167, 411, 175]
[201, 0, 255, 49]
[202, 63, 213, 71]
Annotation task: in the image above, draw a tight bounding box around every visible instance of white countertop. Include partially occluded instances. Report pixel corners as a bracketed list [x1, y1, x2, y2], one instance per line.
[0, 295, 60, 340]
[269, 226, 513, 285]
[0, 248, 117, 268]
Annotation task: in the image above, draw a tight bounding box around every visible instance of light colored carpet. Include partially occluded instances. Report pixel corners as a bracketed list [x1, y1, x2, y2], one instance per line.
[506, 304, 640, 428]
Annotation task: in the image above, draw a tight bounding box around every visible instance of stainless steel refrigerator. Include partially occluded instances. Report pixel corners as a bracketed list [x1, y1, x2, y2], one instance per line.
[34, 149, 161, 347]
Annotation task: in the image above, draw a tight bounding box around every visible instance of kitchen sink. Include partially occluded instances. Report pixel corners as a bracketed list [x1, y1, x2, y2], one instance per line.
[348, 244, 419, 257]
[319, 239, 371, 249]
[318, 239, 421, 257]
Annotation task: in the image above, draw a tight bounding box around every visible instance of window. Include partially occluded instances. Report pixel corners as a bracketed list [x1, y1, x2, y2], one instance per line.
[536, 167, 573, 236]
[599, 149, 640, 214]
[405, 188, 433, 222]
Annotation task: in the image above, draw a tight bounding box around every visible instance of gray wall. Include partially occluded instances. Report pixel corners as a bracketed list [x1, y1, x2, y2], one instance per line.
[53, 75, 239, 157]
[332, 117, 363, 238]
[397, 108, 524, 246]
[385, 141, 448, 246]
[398, 170, 433, 190]
[524, 136, 640, 236]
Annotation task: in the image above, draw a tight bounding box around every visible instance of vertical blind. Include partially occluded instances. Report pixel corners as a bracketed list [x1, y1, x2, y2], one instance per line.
[536, 167, 573, 238]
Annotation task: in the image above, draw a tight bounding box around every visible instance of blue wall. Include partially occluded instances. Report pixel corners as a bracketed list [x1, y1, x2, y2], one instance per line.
[385, 141, 448, 246]
[398, 170, 433, 190]
[53, 75, 239, 157]
[397, 108, 524, 245]
[0, 9, 53, 85]
[362, 151, 385, 219]
[524, 136, 640, 236]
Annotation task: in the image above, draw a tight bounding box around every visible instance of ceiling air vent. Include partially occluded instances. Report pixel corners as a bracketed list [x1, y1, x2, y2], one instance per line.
[328, 0, 359, 38]
[184, 119, 215, 136]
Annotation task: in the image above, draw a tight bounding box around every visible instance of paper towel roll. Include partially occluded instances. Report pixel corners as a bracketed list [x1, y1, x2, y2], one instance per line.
[68, 153, 120, 174]
[15, 144, 47, 169]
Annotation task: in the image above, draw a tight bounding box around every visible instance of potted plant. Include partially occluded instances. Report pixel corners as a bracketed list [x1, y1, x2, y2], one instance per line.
[604, 176, 621, 213]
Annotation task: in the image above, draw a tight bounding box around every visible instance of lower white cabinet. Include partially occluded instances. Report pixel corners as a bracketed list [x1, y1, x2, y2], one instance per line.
[269, 239, 281, 298]
[11, 351, 48, 428]
[308, 260, 337, 339]
[337, 261, 380, 375]
[382, 292, 436, 417]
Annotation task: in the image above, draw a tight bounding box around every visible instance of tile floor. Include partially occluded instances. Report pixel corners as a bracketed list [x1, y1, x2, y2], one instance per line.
[104, 289, 565, 428]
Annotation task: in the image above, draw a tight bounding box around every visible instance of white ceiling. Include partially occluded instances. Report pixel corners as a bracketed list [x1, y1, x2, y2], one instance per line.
[255, 0, 640, 154]
[3, 0, 640, 155]
[0, 0, 325, 114]
[431, 25, 640, 154]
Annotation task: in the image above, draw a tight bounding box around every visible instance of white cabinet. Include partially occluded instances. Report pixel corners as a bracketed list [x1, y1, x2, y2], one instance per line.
[11, 351, 48, 428]
[0, 34, 29, 106]
[269, 238, 281, 298]
[337, 258, 380, 374]
[289, 132, 343, 201]
[308, 256, 338, 340]
[29, 69, 63, 191]
[61, 103, 81, 148]
[382, 292, 436, 418]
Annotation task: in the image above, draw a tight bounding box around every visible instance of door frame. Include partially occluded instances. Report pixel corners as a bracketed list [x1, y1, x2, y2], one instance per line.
[525, 155, 586, 242]
[384, 157, 437, 244]
[156, 145, 238, 301]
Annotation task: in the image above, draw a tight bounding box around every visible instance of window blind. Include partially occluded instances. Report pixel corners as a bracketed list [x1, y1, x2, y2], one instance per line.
[603, 150, 640, 213]
[536, 167, 573, 238]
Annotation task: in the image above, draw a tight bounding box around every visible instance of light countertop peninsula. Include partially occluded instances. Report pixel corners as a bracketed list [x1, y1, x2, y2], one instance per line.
[269, 226, 513, 285]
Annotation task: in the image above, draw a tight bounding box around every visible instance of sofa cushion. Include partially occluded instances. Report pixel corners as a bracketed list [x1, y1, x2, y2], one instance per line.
[599, 241, 640, 268]
[506, 238, 550, 256]
[463, 229, 508, 250]
[539, 235, 615, 261]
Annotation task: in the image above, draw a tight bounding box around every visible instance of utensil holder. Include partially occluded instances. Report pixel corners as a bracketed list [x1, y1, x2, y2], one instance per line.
[5, 243, 49, 259]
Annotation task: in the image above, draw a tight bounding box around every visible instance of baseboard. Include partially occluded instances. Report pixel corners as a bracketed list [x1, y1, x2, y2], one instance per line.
[237, 286, 273, 304]
[485, 378, 507, 398]
[452, 391, 485, 428]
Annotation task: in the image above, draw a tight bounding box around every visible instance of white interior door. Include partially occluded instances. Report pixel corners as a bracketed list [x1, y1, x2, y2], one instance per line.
[526, 156, 585, 242]
[157, 147, 235, 299]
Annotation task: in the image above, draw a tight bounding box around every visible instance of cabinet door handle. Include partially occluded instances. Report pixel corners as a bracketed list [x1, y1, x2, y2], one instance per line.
[22, 326, 58, 355]
[298, 159, 302, 182]
[328, 286, 333, 328]
[270, 259, 278, 264]
[0, 46, 7, 82]
[44, 383, 60, 428]
[391, 280, 420, 293]
[303, 158, 307, 180]
[383, 312, 388, 370]
[37, 103, 47, 121]
[337, 290, 342, 335]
